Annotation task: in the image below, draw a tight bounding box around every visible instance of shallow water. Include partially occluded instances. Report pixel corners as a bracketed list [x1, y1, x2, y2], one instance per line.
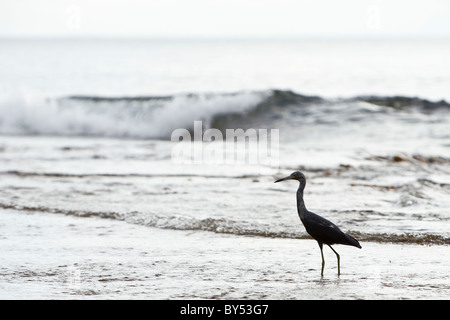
[1, 209, 448, 300]
[1, 134, 449, 244]
[0, 134, 449, 299]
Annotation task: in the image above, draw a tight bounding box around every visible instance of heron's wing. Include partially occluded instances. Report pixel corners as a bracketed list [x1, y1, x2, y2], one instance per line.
[308, 212, 341, 231]
[303, 212, 349, 245]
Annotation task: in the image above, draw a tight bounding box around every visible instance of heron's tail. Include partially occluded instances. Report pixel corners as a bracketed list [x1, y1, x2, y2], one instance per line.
[345, 233, 362, 249]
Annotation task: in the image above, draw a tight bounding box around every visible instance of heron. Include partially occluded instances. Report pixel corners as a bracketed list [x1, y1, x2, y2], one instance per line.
[275, 171, 361, 276]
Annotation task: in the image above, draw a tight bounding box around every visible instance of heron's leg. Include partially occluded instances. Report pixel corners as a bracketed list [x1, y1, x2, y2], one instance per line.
[328, 245, 340, 276]
[318, 242, 325, 276]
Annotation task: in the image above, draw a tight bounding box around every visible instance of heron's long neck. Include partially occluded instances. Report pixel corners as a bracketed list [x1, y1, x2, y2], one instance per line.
[296, 182, 308, 221]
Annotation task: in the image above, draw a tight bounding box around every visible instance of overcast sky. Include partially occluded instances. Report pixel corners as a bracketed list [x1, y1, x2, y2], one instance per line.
[1, 0, 449, 38]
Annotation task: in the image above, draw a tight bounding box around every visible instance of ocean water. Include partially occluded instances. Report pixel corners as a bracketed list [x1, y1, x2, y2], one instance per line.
[0, 38, 450, 299]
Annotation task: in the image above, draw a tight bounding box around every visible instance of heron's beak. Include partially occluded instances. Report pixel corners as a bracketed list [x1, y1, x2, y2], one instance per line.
[274, 175, 293, 183]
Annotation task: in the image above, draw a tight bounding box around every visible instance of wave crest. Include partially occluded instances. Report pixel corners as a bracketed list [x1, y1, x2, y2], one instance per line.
[0, 89, 448, 139]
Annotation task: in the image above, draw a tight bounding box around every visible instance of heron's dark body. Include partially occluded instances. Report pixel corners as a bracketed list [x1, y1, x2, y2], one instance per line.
[296, 187, 361, 249]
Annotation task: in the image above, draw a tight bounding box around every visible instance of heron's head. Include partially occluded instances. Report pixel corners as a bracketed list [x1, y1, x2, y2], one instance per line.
[274, 171, 306, 183]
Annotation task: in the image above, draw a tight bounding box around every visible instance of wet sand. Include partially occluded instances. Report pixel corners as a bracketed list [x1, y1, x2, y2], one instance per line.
[1, 209, 448, 300]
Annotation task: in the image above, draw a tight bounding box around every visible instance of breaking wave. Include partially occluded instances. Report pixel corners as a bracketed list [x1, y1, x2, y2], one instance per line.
[1, 202, 448, 245]
[0, 89, 448, 139]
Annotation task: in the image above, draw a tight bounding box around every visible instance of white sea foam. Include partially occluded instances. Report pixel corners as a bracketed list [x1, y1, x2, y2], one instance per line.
[0, 90, 267, 138]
